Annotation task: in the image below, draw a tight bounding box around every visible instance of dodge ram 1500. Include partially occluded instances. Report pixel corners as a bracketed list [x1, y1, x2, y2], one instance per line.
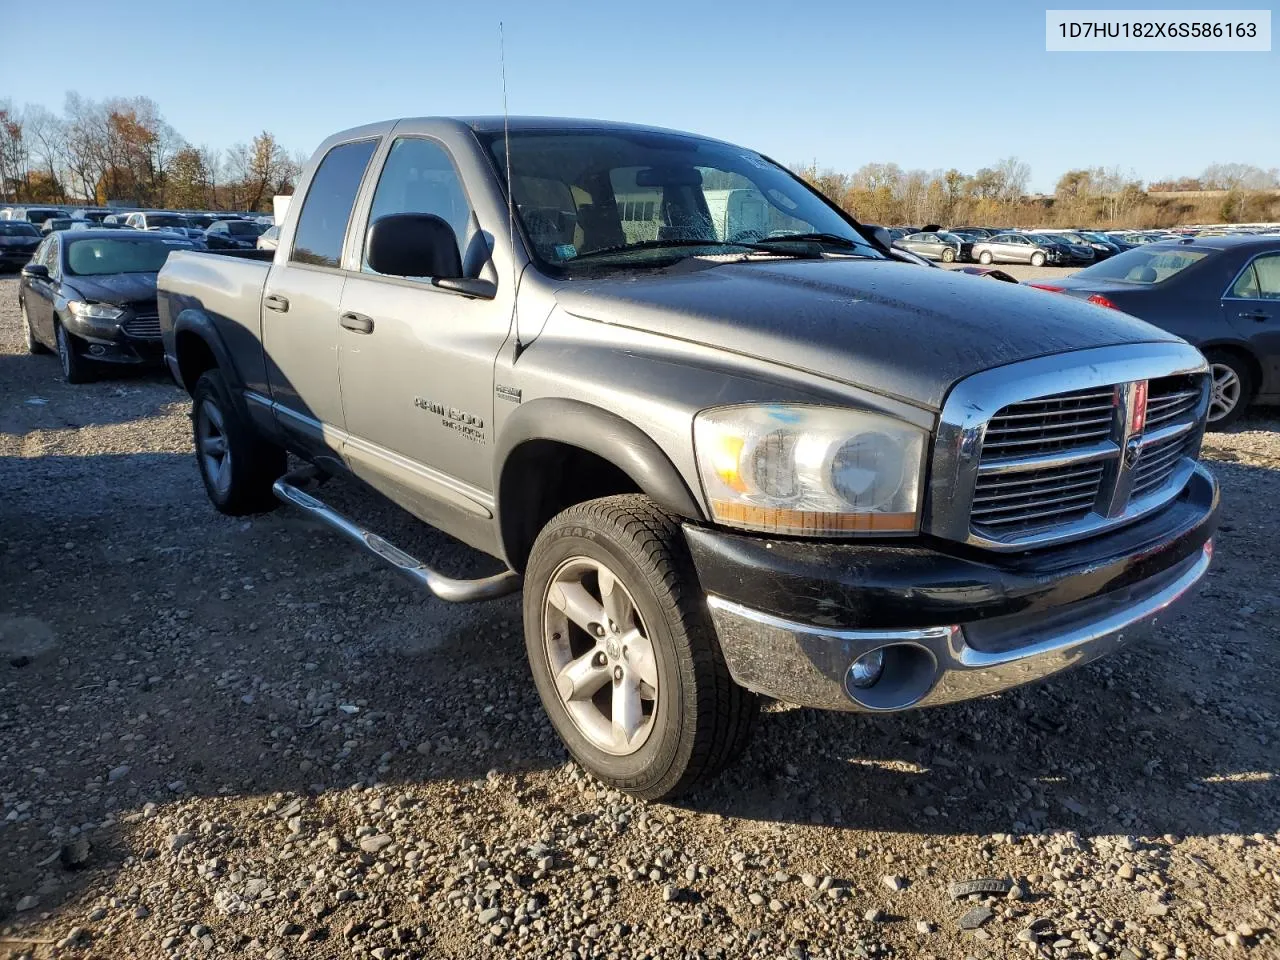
[159, 117, 1218, 798]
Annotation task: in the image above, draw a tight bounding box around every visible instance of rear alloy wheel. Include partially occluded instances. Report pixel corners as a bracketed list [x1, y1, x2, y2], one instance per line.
[55, 320, 93, 383]
[1030, 251, 1046, 267]
[192, 369, 286, 514]
[978, 250, 993, 265]
[21, 301, 49, 354]
[940, 247, 955, 263]
[1203, 350, 1253, 429]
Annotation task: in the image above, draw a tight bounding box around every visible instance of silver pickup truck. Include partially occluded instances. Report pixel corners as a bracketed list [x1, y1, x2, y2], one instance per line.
[159, 117, 1218, 799]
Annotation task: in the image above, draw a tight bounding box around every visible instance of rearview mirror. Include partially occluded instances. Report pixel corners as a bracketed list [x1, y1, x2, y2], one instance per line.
[635, 165, 703, 188]
[21, 263, 49, 280]
[367, 213, 463, 280]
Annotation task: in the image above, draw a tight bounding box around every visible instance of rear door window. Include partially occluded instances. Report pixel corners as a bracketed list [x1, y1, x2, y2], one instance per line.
[291, 139, 378, 269]
[1238, 254, 1280, 300]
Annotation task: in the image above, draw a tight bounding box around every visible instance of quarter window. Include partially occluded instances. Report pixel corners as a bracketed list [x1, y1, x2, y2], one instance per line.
[291, 138, 378, 269]
[364, 137, 472, 273]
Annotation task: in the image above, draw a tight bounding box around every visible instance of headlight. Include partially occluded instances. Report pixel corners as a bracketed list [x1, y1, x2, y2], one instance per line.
[693, 404, 927, 536]
[68, 301, 125, 321]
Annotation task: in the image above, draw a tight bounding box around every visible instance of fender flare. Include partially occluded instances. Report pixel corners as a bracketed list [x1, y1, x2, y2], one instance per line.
[495, 397, 704, 520]
[172, 308, 244, 393]
[171, 308, 256, 425]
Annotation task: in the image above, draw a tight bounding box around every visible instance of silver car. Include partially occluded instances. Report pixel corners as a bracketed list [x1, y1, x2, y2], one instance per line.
[897, 231, 966, 262]
[972, 233, 1062, 266]
[256, 225, 280, 250]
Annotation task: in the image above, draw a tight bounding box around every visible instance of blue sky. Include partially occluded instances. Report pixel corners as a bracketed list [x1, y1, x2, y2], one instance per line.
[3, 0, 1276, 192]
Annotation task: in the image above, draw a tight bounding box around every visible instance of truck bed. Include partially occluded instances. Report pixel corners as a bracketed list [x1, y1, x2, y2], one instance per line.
[158, 250, 274, 391]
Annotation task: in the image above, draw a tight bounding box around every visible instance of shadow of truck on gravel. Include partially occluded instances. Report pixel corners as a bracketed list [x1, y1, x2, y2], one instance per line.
[2, 448, 1278, 928]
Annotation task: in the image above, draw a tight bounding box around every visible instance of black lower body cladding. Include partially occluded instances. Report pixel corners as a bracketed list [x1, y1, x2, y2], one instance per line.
[685, 466, 1218, 711]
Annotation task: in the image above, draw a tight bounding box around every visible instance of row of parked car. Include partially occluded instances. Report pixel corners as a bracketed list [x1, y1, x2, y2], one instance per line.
[887, 225, 1268, 267]
[0, 204, 280, 252]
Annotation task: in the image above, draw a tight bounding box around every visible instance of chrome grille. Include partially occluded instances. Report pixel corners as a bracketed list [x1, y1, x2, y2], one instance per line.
[929, 345, 1211, 552]
[971, 461, 1104, 532]
[123, 311, 161, 340]
[980, 386, 1116, 459]
[1144, 386, 1199, 429]
[1131, 431, 1193, 500]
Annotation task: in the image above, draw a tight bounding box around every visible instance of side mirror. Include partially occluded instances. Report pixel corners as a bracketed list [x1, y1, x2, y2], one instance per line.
[21, 263, 49, 280]
[870, 226, 894, 249]
[367, 213, 464, 280]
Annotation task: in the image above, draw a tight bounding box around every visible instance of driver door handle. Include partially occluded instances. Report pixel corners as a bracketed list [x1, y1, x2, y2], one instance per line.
[1238, 311, 1270, 322]
[340, 312, 374, 334]
[264, 294, 290, 313]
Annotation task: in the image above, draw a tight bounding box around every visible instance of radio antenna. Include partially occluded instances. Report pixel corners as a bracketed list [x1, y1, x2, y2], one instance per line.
[500, 22, 523, 359]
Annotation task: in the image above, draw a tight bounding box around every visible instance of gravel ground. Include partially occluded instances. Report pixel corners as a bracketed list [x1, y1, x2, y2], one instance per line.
[2, 273, 1279, 960]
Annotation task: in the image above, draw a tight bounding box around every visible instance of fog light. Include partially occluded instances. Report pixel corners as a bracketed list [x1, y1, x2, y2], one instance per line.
[848, 648, 885, 689]
[89, 344, 106, 356]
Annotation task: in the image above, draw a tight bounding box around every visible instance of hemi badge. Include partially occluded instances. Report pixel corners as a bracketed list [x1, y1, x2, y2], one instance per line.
[1131, 380, 1148, 433]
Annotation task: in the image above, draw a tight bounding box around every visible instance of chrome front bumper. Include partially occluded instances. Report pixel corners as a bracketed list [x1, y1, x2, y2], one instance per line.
[704, 540, 1212, 712]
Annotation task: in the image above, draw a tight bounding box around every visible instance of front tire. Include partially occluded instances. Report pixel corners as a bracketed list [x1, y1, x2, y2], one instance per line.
[55, 320, 93, 383]
[978, 250, 993, 265]
[1203, 349, 1254, 429]
[523, 495, 758, 799]
[192, 369, 286, 514]
[1030, 252, 1046, 267]
[22, 301, 49, 354]
[940, 247, 955, 263]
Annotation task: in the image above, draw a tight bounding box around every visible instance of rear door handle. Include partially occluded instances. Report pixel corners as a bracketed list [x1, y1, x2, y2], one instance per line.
[1238, 311, 1270, 322]
[340, 312, 374, 334]
[264, 294, 290, 313]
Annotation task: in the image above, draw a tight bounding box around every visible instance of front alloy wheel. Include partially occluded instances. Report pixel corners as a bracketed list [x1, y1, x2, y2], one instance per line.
[55, 321, 92, 383]
[543, 556, 659, 756]
[523, 495, 758, 798]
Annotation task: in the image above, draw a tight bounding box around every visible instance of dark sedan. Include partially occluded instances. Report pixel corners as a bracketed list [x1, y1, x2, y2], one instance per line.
[1026, 235, 1280, 427]
[18, 229, 194, 382]
[204, 218, 265, 249]
[0, 221, 42, 270]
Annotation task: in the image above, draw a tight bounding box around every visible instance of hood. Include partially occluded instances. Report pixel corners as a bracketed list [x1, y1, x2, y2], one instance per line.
[555, 258, 1181, 410]
[64, 272, 159, 306]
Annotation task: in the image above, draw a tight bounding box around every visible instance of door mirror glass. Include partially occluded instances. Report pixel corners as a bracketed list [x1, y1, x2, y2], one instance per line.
[366, 213, 463, 279]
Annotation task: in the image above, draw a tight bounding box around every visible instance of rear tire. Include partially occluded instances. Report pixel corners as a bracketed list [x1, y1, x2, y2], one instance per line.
[55, 320, 93, 383]
[22, 301, 49, 354]
[1203, 349, 1254, 430]
[978, 250, 993, 265]
[192, 369, 286, 515]
[1030, 252, 1046, 267]
[941, 247, 955, 263]
[523, 494, 758, 799]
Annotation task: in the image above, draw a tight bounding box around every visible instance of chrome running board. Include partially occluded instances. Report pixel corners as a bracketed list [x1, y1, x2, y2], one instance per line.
[272, 468, 521, 603]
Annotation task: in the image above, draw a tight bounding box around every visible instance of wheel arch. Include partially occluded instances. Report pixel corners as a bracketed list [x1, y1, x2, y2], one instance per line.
[1199, 340, 1263, 399]
[172, 309, 243, 396]
[495, 399, 704, 572]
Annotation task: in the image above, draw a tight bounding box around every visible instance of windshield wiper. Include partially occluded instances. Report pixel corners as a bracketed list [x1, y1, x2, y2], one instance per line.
[748, 232, 867, 251]
[569, 238, 756, 262]
[567, 237, 826, 267]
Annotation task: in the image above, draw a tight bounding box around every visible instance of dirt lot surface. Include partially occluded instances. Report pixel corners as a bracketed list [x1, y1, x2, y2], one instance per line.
[2, 273, 1279, 960]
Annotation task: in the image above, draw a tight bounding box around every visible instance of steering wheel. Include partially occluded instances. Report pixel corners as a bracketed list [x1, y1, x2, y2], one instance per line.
[727, 229, 765, 244]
